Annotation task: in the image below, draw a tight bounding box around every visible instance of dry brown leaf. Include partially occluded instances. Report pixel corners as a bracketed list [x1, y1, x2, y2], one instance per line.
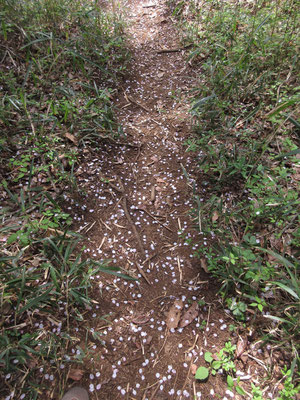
[166, 299, 183, 330]
[240, 353, 248, 364]
[115, 157, 124, 165]
[69, 369, 84, 381]
[31, 257, 41, 267]
[212, 211, 219, 222]
[154, 198, 160, 209]
[236, 336, 248, 358]
[191, 364, 198, 375]
[1, 301, 12, 314]
[145, 335, 153, 345]
[179, 301, 199, 328]
[166, 196, 173, 207]
[164, 341, 173, 355]
[27, 357, 38, 369]
[132, 314, 150, 325]
[65, 132, 78, 144]
[200, 258, 209, 273]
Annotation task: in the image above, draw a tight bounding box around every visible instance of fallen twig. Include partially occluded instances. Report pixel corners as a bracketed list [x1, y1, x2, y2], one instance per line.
[157, 48, 182, 54]
[135, 262, 151, 285]
[100, 174, 145, 255]
[124, 92, 151, 113]
[85, 220, 96, 233]
[133, 207, 173, 232]
[142, 253, 157, 265]
[179, 360, 193, 399]
[122, 197, 145, 256]
[157, 44, 192, 54]
[135, 143, 143, 162]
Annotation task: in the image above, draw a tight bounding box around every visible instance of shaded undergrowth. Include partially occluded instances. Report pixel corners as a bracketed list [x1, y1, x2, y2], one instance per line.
[170, 0, 299, 397]
[0, 0, 130, 398]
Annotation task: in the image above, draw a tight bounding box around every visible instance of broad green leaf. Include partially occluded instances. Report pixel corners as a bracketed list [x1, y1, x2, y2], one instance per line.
[195, 366, 209, 381]
[212, 360, 221, 370]
[227, 375, 234, 388]
[7, 233, 19, 245]
[204, 351, 213, 363]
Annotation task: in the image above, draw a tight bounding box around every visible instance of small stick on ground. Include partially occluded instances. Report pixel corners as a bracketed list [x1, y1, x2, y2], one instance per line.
[100, 174, 145, 256]
[134, 207, 173, 232]
[123, 356, 143, 366]
[135, 262, 151, 285]
[193, 382, 197, 399]
[177, 255, 183, 284]
[178, 360, 193, 399]
[151, 118, 162, 126]
[126, 382, 130, 400]
[134, 143, 143, 162]
[133, 207, 165, 220]
[99, 219, 112, 231]
[122, 197, 145, 256]
[153, 329, 169, 367]
[157, 48, 182, 54]
[77, 222, 89, 233]
[177, 217, 181, 231]
[85, 220, 96, 233]
[185, 334, 199, 354]
[157, 45, 192, 54]
[142, 380, 160, 400]
[149, 382, 160, 400]
[247, 354, 268, 371]
[124, 92, 151, 113]
[142, 253, 157, 265]
[205, 305, 211, 331]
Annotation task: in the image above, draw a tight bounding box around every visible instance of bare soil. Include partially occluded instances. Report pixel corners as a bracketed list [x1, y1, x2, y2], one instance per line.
[45, 1, 279, 399]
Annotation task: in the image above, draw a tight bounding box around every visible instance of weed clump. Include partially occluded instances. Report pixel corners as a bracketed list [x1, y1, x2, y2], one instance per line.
[0, 0, 129, 397]
[171, 0, 299, 392]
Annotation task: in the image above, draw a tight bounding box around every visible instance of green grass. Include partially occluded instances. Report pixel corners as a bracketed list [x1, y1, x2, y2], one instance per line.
[170, 0, 299, 394]
[0, 0, 130, 398]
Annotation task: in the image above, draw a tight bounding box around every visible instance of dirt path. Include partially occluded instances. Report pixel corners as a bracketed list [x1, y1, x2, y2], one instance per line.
[59, 2, 262, 399]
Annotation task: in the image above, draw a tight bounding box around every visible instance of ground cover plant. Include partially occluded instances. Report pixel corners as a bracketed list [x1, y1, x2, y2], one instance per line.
[0, 0, 129, 398]
[169, 0, 299, 396]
